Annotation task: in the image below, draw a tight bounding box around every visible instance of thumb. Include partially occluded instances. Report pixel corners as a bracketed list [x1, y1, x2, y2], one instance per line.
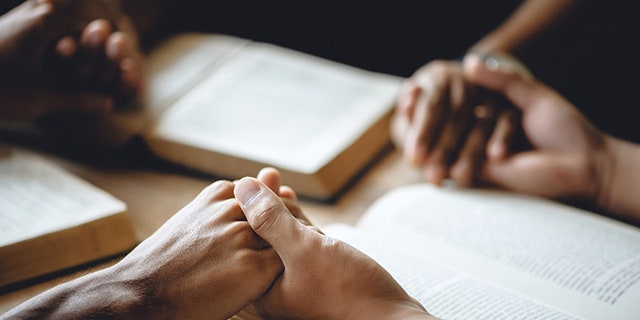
[463, 52, 553, 113]
[235, 177, 314, 260]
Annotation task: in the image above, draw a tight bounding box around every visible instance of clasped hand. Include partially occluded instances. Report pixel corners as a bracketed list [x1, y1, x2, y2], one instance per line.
[134, 168, 433, 320]
[392, 58, 522, 187]
[2, 168, 435, 320]
[392, 51, 609, 206]
[0, 0, 143, 120]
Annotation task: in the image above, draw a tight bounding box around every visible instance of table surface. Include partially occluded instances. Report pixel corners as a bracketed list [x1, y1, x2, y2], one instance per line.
[0, 141, 424, 317]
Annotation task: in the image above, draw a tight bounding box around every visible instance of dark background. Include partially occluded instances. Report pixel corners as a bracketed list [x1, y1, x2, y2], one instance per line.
[3, 0, 640, 142]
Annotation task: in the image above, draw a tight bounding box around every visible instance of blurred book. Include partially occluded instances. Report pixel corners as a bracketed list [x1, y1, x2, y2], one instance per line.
[0, 147, 137, 288]
[101, 33, 402, 200]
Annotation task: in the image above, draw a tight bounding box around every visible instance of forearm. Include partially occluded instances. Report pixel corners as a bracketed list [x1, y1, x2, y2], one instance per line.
[470, 0, 579, 55]
[1, 266, 154, 320]
[598, 137, 640, 225]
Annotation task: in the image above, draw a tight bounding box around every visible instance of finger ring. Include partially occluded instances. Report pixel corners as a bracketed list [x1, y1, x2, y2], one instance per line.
[473, 105, 495, 120]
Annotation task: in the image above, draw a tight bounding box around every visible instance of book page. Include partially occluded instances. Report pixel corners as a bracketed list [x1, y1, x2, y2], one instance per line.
[0, 149, 126, 246]
[111, 34, 250, 133]
[149, 41, 402, 173]
[348, 184, 640, 320]
[326, 224, 582, 320]
[140, 34, 250, 121]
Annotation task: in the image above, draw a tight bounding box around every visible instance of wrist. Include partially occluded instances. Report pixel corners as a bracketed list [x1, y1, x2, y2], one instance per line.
[581, 134, 611, 211]
[4, 265, 156, 319]
[101, 259, 170, 319]
[67, 266, 154, 318]
[596, 136, 640, 223]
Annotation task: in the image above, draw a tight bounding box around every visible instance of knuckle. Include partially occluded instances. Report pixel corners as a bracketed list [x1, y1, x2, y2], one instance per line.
[234, 248, 261, 268]
[226, 220, 251, 237]
[236, 248, 279, 272]
[426, 60, 459, 77]
[231, 221, 263, 246]
[429, 59, 450, 72]
[214, 199, 242, 220]
[200, 180, 234, 200]
[250, 200, 281, 234]
[234, 249, 281, 290]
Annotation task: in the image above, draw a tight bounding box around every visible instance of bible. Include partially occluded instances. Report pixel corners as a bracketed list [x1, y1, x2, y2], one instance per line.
[0, 147, 137, 288]
[325, 184, 640, 320]
[105, 33, 403, 200]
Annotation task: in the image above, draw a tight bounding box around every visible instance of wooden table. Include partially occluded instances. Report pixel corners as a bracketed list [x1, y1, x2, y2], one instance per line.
[0, 141, 424, 317]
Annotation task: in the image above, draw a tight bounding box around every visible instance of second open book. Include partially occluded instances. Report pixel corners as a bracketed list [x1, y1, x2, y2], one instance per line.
[0, 148, 137, 287]
[325, 184, 640, 320]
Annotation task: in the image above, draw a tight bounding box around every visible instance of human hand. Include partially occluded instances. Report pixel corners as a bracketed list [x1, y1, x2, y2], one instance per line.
[46, 0, 144, 100]
[50, 7, 144, 100]
[2, 170, 312, 320]
[463, 52, 608, 201]
[235, 178, 436, 320]
[0, 0, 143, 105]
[0, 2, 113, 121]
[254, 167, 320, 232]
[107, 180, 283, 320]
[391, 59, 521, 187]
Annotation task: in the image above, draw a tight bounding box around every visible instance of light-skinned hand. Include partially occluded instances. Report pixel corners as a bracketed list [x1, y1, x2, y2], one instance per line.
[235, 177, 436, 320]
[465, 51, 640, 224]
[391, 59, 520, 187]
[463, 52, 606, 201]
[113, 180, 282, 319]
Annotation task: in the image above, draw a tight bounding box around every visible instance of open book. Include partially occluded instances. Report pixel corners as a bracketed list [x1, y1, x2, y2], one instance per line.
[325, 184, 640, 320]
[0, 147, 137, 288]
[102, 33, 402, 200]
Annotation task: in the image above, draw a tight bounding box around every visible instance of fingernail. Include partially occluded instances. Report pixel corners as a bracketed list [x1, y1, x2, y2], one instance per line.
[235, 178, 262, 206]
[481, 53, 533, 79]
[56, 37, 76, 58]
[85, 20, 110, 48]
[484, 55, 500, 71]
